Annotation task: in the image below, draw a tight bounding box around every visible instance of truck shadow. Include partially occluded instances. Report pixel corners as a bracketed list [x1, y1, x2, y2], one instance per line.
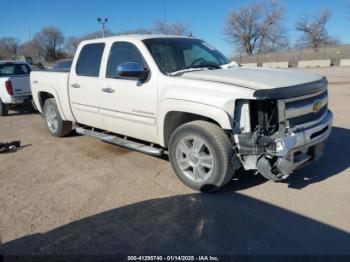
[1, 192, 350, 256]
[285, 126, 350, 189]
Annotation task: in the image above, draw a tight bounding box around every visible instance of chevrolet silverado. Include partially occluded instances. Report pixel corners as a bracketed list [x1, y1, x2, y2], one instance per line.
[31, 35, 333, 191]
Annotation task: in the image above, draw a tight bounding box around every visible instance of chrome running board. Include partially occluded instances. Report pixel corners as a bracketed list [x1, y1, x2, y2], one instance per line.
[76, 127, 163, 156]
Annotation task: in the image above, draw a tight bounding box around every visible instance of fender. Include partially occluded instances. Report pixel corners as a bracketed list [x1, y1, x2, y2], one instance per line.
[35, 86, 69, 121]
[158, 99, 233, 147]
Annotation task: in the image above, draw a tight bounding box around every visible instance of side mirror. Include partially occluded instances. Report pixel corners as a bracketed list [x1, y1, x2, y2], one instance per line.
[117, 62, 149, 81]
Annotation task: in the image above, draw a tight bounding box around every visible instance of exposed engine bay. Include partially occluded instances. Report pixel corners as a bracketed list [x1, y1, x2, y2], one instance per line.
[233, 83, 332, 181]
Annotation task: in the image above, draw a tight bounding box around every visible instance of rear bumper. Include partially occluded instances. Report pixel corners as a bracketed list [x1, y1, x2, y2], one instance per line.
[10, 95, 32, 105]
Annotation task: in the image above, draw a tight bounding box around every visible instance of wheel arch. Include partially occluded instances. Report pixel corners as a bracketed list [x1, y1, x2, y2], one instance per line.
[159, 99, 233, 147]
[37, 90, 67, 120]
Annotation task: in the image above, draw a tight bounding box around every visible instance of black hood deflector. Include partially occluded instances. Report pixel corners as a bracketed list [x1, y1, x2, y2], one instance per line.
[253, 77, 327, 99]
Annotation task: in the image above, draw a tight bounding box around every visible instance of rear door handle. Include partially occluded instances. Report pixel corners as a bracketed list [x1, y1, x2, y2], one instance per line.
[71, 83, 80, 88]
[102, 87, 115, 93]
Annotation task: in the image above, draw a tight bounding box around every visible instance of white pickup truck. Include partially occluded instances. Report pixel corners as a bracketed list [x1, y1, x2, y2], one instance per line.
[0, 61, 32, 116]
[31, 35, 333, 191]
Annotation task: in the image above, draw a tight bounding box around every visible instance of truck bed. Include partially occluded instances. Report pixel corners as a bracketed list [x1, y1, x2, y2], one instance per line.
[30, 70, 75, 122]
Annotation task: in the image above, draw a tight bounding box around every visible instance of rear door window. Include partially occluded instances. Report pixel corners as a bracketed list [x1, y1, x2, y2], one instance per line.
[76, 43, 105, 77]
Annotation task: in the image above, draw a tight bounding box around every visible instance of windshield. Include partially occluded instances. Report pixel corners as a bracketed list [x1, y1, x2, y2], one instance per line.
[0, 63, 31, 77]
[143, 38, 230, 75]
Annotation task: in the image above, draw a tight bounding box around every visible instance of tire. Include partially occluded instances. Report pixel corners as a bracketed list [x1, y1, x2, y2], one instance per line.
[0, 99, 9, 116]
[169, 120, 235, 192]
[43, 98, 72, 137]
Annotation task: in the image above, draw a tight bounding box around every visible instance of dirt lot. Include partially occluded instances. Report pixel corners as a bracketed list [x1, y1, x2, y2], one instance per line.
[0, 67, 350, 255]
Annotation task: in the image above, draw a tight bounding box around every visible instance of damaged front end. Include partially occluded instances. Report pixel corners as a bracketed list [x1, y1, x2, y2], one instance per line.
[233, 84, 333, 181]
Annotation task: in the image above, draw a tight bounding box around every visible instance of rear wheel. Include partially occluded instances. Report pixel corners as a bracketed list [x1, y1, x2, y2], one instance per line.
[169, 120, 235, 192]
[0, 99, 9, 116]
[43, 98, 72, 137]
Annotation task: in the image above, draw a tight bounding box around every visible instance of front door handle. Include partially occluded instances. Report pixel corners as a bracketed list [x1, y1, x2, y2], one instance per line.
[102, 87, 115, 93]
[71, 83, 81, 88]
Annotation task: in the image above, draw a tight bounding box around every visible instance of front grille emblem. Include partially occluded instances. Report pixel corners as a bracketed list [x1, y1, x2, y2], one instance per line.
[313, 100, 322, 113]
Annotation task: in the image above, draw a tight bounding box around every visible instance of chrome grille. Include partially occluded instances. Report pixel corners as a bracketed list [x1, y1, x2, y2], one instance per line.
[281, 89, 328, 128]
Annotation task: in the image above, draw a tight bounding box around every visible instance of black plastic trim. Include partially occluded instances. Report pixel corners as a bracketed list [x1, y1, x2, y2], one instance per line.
[253, 78, 328, 99]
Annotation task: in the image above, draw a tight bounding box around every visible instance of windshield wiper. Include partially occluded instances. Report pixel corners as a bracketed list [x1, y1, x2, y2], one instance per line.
[169, 67, 208, 76]
[170, 63, 222, 76]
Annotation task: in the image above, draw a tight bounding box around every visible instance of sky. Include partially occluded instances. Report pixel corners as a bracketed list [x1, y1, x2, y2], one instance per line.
[1, 0, 349, 56]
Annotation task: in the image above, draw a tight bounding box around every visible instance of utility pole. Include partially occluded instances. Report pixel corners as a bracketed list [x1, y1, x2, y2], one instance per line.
[97, 17, 108, 38]
[28, 24, 31, 42]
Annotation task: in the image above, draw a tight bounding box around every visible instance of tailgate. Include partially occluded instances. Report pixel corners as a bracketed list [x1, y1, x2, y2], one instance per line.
[10, 75, 31, 96]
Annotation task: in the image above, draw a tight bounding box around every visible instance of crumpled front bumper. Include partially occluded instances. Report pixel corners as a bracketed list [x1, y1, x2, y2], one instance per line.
[256, 109, 333, 180]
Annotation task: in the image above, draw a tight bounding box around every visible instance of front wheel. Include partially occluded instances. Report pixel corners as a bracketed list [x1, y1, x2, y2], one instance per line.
[0, 99, 9, 116]
[169, 121, 235, 192]
[43, 98, 72, 137]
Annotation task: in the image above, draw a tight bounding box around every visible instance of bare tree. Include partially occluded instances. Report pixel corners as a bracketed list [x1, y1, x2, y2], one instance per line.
[262, 25, 289, 52]
[62, 20, 192, 56]
[224, 1, 285, 55]
[82, 29, 113, 40]
[19, 40, 42, 61]
[295, 9, 337, 51]
[153, 19, 191, 36]
[33, 27, 65, 61]
[0, 37, 20, 60]
[64, 36, 82, 56]
[117, 28, 153, 35]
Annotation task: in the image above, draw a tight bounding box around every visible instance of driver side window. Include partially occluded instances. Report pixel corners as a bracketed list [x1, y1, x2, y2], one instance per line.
[106, 42, 146, 78]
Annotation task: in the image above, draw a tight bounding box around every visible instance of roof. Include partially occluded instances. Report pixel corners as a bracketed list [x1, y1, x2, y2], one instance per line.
[105, 34, 192, 40]
[80, 34, 195, 44]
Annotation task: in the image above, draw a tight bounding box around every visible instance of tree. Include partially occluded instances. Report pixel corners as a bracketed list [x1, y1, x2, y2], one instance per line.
[82, 29, 113, 40]
[117, 28, 153, 35]
[64, 30, 114, 56]
[224, 1, 285, 55]
[65, 36, 82, 56]
[63, 20, 192, 56]
[295, 9, 337, 51]
[262, 25, 289, 52]
[33, 27, 65, 62]
[153, 19, 191, 36]
[19, 40, 42, 61]
[0, 37, 20, 60]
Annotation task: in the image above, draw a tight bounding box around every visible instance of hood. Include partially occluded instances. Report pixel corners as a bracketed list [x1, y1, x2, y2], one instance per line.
[180, 67, 322, 90]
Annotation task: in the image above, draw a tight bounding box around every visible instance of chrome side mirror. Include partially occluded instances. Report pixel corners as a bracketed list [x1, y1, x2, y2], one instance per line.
[117, 62, 149, 80]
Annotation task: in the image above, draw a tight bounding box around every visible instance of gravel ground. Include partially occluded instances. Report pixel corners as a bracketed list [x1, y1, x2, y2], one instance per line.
[0, 66, 350, 255]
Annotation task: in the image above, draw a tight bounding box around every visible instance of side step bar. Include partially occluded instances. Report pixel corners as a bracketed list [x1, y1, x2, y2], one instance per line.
[76, 127, 163, 156]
